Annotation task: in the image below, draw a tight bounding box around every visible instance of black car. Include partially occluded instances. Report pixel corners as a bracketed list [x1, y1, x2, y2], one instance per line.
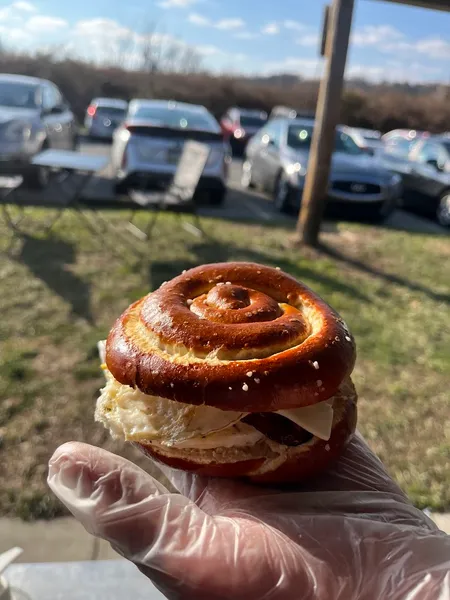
[0, 73, 77, 188]
[220, 107, 267, 155]
[381, 135, 450, 227]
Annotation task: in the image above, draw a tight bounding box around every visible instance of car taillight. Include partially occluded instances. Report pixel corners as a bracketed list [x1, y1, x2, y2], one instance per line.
[87, 105, 96, 117]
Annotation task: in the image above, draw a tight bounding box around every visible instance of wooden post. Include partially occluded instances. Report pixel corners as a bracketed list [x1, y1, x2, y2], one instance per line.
[296, 0, 355, 246]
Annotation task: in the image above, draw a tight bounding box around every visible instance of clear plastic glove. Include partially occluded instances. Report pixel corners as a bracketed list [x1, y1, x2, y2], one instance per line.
[48, 435, 450, 600]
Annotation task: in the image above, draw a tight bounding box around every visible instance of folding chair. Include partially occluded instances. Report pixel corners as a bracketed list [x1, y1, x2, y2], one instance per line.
[0, 176, 23, 231]
[127, 140, 211, 240]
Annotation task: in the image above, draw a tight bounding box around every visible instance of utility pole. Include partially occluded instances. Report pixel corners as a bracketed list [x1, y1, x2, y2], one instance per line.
[296, 0, 355, 246]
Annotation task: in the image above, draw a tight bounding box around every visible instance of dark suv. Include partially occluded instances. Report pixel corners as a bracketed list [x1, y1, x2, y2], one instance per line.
[381, 135, 450, 227]
[220, 108, 267, 154]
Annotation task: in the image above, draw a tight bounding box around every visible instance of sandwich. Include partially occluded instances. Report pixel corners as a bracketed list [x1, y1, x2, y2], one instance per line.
[95, 262, 357, 482]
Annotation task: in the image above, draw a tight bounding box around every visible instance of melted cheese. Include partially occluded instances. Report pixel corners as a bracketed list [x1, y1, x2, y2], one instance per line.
[95, 371, 248, 447]
[277, 402, 333, 441]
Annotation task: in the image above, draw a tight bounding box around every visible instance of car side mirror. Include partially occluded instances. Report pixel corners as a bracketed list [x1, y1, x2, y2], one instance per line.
[426, 158, 441, 170]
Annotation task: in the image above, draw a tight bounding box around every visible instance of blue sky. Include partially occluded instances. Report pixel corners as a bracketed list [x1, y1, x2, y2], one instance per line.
[0, 0, 449, 83]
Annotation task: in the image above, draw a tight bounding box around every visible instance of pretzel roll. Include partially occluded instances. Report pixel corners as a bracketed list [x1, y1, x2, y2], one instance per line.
[97, 262, 358, 483]
[106, 262, 356, 412]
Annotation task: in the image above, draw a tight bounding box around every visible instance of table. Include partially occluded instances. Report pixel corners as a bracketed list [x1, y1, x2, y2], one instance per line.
[5, 560, 166, 599]
[32, 150, 109, 174]
[29, 149, 114, 239]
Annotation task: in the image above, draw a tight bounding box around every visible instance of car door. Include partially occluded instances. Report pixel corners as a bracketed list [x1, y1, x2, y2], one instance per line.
[257, 120, 283, 192]
[41, 83, 73, 149]
[408, 142, 448, 211]
[51, 84, 75, 149]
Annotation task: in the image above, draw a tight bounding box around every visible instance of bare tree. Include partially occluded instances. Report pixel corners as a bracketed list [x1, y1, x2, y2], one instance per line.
[177, 46, 202, 74]
[141, 23, 165, 74]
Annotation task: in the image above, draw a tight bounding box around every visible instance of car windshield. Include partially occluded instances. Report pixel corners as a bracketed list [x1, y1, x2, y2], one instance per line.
[240, 115, 266, 127]
[130, 106, 217, 130]
[0, 81, 38, 109]
[96, 106, 126, 117]
[287, 124, 362, 155]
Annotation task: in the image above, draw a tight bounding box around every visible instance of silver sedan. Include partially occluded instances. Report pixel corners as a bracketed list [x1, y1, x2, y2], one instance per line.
[111, 99, 230, 205]
[242, 117, 402, 220]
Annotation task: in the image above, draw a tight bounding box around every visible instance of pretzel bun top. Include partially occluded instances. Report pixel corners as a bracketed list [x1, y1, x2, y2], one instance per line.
[106, 262, 356, 412]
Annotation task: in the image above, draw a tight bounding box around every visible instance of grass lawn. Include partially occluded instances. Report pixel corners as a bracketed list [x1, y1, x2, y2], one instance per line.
[0, 208, 448, 519]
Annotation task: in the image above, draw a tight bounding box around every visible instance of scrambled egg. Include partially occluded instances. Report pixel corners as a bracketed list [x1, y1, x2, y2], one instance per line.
[95, 369, 334, 449]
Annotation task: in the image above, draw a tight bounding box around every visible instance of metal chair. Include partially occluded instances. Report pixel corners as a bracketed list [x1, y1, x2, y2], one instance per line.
[127, 140, 211, 240]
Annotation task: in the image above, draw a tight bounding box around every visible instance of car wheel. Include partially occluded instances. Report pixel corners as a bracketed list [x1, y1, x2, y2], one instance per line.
[206, 188, 226, 206]
[241, 161, 255, 189]
[115, 179, 130, 196]
[72, 133, 80, 151]
[23, 165, 50, 191]
[273, 172, 292, 213]
[436, 193, 450, 227]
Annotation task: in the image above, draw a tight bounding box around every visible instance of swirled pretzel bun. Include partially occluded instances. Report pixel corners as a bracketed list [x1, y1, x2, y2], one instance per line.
[96, 262, 357, 483]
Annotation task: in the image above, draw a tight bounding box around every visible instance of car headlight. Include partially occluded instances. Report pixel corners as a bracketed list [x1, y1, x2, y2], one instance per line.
[285, 162, 306, 185]
[2, 121, 32, 143]
[389, 173, 402, 186]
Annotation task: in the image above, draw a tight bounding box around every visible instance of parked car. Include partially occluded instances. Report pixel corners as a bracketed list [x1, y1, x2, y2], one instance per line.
[381, 135, 450, 226]
[348, 127, 383, 155]
[111, 99, 230, 204]
[84, 98, 128, 140]
[382, 129, 429, 158]
[0, 73, 77, 188]
[220, 108, 267, 154]
[242, 117, 402, 220]
[269, 106, 315, 121]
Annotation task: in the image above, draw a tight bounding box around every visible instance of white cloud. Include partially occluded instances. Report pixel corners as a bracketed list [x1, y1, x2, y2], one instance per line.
[351, 25, 404, 47]
[12, 1, 36, 11]
[350, 25, 450, 61]
[188, 14, 245, 30]
[158, 0, 199, 7]
[188, 13, 210, 26]
[297, 33, 319, 47]
[413, 37, 450, 59]
[215, 18, 245, 31]
[262, 56, 322, 77]
[25, 15, 68, 33]
[234, 31, 259, 40]
[262, 54, 443, 83]
[284, 20, 306, 32]
[0, 24, 32, 44]
[196, 44, 222, 56]
[261, 22, 280, 35]
[73, 18, 133, 41]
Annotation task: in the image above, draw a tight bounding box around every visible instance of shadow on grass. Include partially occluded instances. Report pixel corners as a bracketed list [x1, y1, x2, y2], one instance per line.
[149, 237, 371, 303]
[318, 242, 450, 305]
[17, 234, 94, 323]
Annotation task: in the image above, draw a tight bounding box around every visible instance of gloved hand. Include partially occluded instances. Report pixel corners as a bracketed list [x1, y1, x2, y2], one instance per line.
[48, 435, 450, 600]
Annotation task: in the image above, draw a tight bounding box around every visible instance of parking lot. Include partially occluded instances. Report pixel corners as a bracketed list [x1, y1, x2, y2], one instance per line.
[79, 138, 447, 235]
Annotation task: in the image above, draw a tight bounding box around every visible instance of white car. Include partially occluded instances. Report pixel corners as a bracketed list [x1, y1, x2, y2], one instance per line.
[84, 98, 128, 140]
[111, 99, 229, 204]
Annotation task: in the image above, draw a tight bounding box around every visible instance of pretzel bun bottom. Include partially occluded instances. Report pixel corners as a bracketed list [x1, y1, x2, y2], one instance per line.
[136, 378, 357, 483]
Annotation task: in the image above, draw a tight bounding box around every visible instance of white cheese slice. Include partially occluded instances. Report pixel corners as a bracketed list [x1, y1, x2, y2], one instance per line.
[277, 402, 333, 441]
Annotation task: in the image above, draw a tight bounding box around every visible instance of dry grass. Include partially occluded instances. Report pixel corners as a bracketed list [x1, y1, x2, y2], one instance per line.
[0, 209, 448, 519]
[1, 52, 450, 132]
